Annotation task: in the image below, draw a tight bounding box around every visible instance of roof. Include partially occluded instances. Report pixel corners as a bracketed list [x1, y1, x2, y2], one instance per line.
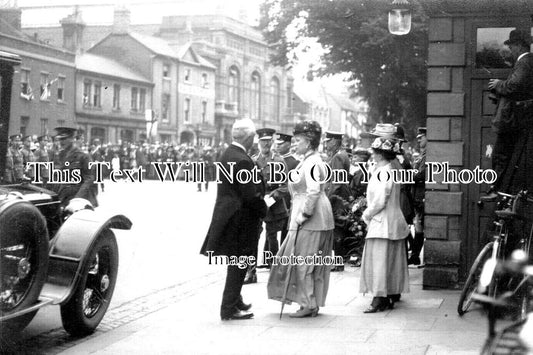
[76, 53, 152, 84]
[129, 32, 180, 59]
[176, 42, 216, 69]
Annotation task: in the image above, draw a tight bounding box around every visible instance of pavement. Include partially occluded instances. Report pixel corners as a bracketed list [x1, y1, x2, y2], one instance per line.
[58, 264, 488, 355]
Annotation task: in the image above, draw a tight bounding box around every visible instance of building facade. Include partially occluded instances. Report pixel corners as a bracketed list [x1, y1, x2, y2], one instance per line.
[157, 15, 294, 143]
[0, 8, 76, 137]
[76, 53, 154, 144]
[87, 8, 216, 145]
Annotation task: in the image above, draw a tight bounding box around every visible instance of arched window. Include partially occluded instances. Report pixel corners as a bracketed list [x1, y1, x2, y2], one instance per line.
[270, 77, 280, 121]
[250, 71, 261, 120]
[228, 66, 240, 109]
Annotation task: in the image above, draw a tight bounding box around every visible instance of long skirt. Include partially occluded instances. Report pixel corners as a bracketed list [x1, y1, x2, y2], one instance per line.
[267, 229, 334, 309]
[359, 238, 409, 297]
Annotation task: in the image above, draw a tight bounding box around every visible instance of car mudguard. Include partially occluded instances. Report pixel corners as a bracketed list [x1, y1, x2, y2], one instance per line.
[40, 209, 132, 304]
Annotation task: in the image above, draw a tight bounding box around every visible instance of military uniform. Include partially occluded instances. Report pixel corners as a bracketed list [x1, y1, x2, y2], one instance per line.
[275, 133, 300, 246]
[253, 147, 288, 262]
[21, 136, 36, 180]
[324, 131, 352, 271]
[11, 146, 24, 182]
[34, 135, 51, 186]
[48, 127, 97, 208]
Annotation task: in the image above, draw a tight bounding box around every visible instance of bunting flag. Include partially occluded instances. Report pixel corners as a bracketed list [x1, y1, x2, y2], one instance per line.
[20, 85, 34, 101]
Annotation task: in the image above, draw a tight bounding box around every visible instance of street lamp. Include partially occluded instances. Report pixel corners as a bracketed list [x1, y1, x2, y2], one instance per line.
[388, 0, 412, 36]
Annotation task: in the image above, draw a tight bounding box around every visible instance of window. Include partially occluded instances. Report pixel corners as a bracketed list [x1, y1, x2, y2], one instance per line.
[40, 73, 50, 101]
[163, 64, 170, 78]
[20, 69, 31, 97]
[270, 77, 280, 121]
[93, 82, 101, 107]
[184, 68, 191, 83]
[139, 88, 146, 112]
[40, 118, 48, 135]
[250, 72, 261, 120]
[57, 119, 65, 127]
[184, 98, 191, 123]
[161, 94, 170, 122]
[228, 66, 240, 107]
[201, 101, 207, 123]
[83, 80, 91, 106]
[113, 84, 121, 109]
[20, 116, 29, 136]
[201, 73, 209, 88]
[476, 27, 515, 70]
[131, 87, 138, 111]
[57, 77, 65, 101]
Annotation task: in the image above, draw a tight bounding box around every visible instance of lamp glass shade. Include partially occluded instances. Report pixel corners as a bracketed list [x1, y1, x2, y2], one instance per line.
[388, 8, 411, 35]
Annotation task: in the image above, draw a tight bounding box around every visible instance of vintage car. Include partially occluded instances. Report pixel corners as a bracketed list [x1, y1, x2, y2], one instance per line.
[0, 183, 131, 338]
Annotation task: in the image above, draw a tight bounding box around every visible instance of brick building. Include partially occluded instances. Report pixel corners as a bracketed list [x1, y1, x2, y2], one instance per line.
[0, 8, 76, 137]
[421, 0, 533, 288]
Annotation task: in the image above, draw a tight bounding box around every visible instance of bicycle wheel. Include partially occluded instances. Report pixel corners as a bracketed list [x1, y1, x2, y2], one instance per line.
[458, 242, 494, 316]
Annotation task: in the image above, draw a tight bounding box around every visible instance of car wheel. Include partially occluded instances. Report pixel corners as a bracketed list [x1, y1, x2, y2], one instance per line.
[0, 201, 49, 332]
[60, 229, 118, 336]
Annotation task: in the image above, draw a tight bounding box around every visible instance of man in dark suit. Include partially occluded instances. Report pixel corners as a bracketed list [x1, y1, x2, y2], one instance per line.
[488, 29, 533, 195]
[200, 118, 267, 320]
[275, 132, 299, 246]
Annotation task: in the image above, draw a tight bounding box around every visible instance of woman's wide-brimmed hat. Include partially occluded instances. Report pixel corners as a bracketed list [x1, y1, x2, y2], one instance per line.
[361, 123, 406, 142]
[370, 137, 402, 154]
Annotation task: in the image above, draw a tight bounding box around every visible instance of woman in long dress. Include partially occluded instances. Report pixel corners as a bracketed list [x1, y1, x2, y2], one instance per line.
[267, 120, 335, 318]
[360, 136, 410, 313]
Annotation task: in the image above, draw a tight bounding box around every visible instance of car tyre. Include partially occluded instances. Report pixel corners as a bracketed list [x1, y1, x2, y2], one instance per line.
[60, 230, 118, 336]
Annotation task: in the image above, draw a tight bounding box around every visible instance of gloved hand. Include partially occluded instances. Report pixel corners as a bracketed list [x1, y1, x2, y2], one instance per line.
[295, 213, 309, 226]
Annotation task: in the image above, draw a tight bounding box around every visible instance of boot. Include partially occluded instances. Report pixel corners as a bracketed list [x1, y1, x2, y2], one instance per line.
[408, 232, 424, 265]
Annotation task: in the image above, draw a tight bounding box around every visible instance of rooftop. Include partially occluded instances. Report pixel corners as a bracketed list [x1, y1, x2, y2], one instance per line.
[76, 52, 152, 84]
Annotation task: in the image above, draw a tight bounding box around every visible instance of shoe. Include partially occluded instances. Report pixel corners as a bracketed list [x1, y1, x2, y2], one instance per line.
[237, 301, 252, 311]
[388, 294, 401, 303]
[243, 273, 257, 285]
[408, 255, 421, 265]
[289, 307, 319, 318]
[221, 310, 254, 321]
[331, 265, 344, 272]
[363, 297, 391, 313]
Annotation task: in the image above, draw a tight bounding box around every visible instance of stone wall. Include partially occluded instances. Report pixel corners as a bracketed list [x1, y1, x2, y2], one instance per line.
[423, 17, 466, 289]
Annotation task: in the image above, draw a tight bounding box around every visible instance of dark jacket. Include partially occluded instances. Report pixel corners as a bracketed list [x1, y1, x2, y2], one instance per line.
[49, 143, 98, 207]
[200, 144, 267, 257]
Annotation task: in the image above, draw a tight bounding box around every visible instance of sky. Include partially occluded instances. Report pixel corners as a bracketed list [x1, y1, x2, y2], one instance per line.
[18, 0, 263, 27]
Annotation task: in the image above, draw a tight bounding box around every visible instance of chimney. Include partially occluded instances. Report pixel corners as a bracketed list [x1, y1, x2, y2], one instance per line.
[60, 7, 85, 53]
[184, 17, 194, 42]
[0, 7, 22, 31]
[113, 6, 131, 34]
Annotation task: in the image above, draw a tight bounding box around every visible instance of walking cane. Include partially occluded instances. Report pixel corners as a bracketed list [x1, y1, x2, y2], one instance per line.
[279, 224, 301, 319]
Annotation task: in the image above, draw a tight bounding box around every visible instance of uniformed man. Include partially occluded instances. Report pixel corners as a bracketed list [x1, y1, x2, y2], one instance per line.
[34, 135, 51, 186]
[9, 134, 24, 183]
[244, 128, 288, 283]
[275, 132, 300, 245]
[21, 135, 36, 180]
[409, 127, 427, 266]
[324, 131, 352, 272]
[48, 127, 97, 209]
[4, 134, 20, 183]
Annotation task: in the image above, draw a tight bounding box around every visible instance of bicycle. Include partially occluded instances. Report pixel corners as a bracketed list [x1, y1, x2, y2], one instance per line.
[457, 190, 533, 316]
[472, 250, 533, 354]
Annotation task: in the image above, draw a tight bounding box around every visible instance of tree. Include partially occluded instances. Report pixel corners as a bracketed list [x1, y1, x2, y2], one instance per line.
[259, 0, 428, 139]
